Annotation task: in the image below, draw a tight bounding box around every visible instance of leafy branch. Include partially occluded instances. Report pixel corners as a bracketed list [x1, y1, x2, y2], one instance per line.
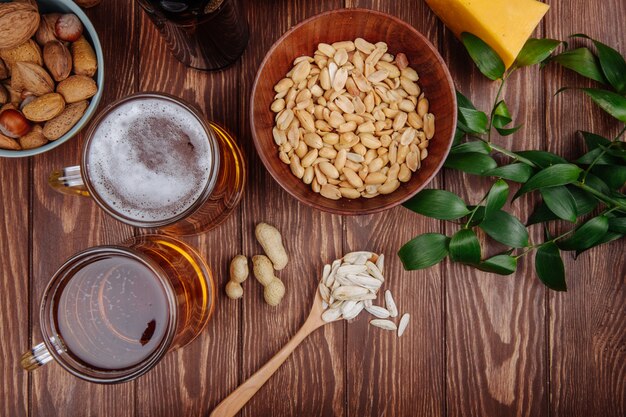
[399, 33, 626, 291]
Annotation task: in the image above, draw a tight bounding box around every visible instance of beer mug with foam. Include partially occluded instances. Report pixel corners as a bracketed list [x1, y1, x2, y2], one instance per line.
[49, 92, 246, 236]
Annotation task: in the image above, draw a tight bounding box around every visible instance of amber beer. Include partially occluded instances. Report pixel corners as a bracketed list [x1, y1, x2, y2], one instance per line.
[49, 92, 246, 235]
[136, 0, 249, 70]
[21, 235, 214, 383]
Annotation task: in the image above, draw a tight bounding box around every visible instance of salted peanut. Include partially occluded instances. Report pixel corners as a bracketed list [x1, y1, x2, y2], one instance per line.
[270, 38, 433, 200]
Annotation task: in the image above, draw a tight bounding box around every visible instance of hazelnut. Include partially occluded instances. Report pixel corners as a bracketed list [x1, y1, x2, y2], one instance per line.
[0, 109, 32, 138]
[55, 14, 83, 42]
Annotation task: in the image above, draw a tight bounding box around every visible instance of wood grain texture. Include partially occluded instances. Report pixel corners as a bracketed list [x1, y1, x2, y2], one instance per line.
[239, 2, 345, 416]
[0, 158, 29, 417]
[135, 2, 243, 416]
[0, 0, 624, 416]
[439, 9, 549, 417]
[29, 2, 138, 416]
[343, 1, 445, 417]
[543, 1, 626, 416]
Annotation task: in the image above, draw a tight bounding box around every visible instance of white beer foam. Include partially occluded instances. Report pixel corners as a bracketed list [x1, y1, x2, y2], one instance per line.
[87, 97, 212, 223]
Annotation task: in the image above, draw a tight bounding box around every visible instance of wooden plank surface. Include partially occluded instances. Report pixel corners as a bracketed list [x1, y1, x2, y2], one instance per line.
[134, 4, 243, 416]
[0, 0, 623, 416]
[28, 1, 138, 416]
[543, 1, 626, 416]
[239, 2, 345, 416]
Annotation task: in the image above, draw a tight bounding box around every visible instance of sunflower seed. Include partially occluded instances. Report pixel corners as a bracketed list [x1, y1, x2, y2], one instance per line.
[319, 283, 330, 302]
[365, 305, 391, 318]
[366, 261, 384, 282]
[343, 301, 364, 320]
[385, 290, 398, 317]
[397, 313, 410, 337]
[337, 264, 368, 275]
[332, 285, 370, 300]
[370, 319, 397, 331]
[347, 274, 383, 289]
[322, 307, 342, 322]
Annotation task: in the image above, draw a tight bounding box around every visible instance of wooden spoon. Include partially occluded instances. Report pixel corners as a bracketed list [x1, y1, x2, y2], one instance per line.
[209, 291, 332, 417]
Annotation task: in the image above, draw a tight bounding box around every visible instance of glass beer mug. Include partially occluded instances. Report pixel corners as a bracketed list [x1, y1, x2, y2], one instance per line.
[21, 235, 215, 383]
[48, 92, 246, 236]
[136, 0, 249, 70]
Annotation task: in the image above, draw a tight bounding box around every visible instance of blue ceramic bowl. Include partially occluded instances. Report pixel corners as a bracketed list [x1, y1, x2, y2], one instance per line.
[0, 0, 104, 158]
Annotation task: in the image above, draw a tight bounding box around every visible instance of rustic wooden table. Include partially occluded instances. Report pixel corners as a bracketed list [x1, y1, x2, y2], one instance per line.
[1, 0, 624, 416]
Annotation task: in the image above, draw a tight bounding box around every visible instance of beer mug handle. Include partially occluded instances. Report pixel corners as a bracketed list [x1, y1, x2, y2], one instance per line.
[48, 165, 90, 197]
[20, 342, 53, 371]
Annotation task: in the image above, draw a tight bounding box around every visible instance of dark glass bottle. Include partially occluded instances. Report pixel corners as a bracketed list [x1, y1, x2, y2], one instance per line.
[137, 0, 249, 71]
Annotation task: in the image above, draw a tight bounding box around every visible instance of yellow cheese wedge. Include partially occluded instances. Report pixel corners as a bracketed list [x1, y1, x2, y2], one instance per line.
[425, 0, 550, 68]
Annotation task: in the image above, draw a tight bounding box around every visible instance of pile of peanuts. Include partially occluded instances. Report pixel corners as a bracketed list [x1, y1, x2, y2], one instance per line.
[225, 222, 289, 307]
[270, 38, 435, 200]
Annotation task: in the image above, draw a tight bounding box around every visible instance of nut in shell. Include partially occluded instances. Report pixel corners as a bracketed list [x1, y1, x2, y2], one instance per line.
[0, 109, 32, 138]
[44, 40, 72, 82]
[0, 39, 43, 70]
[35, 13, 60, 45]
[55, 14, 83, 42]
[11, 62, 54, 96]
[71, 36, 97, 77]
[43, 100, 87, 140]
[19, 124, 47, 149]
[0, 132, 21, 150]
[22, 92, 65, 122]
[0, 3, 40, 50]
[56, 75, 97, 104]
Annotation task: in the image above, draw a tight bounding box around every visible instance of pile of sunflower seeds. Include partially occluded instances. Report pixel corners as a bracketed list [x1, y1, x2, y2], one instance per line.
[319, 251, 410, 337]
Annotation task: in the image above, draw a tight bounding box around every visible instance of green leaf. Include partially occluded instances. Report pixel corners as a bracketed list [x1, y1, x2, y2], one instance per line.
[398, 233, 450, 270]
[493, 101, 512, 128]
[461, 32, 506, 80]
[479, 210, 529, 248]
[540, 186, 578, 222]
[514, 164, 583, 199]
[449, 229, 481, 265]
[458, 107, 489, 134]
[495, 125, 523, 136]
[590, 165, 626, 189]
[453, 127, 465, 146]
[483, 163, 534, 182]
[580, 131, 612, 150]
[514, 38, 562, 67]
[572, 34, 626, 94]
[403, 189, 470, 220]
[567, 186, 599, 215]
[535, 243, 567, 291]
[584, 173, 611, 195]
[575, 147, 621, 165]
[451, 141, 492, 155]
[444, 152, 498, 175]
[514, 150, 567, 168]
[558, 215, 609, 251]
[466, 206, 486, 226]
[550, 47, 607, 83]
[575, 231, 623, 258]
[456, 90, 476, 109]
[600, 143, 626, 161]
[527, 203, 559, 225]
[485, 179, 509, 218]
[477, 254, 518, 275]
[608, 217, 626, 233]
[582, 88, 626, 122]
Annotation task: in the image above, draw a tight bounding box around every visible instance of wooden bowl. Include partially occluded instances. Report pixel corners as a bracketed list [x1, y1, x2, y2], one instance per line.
[250, 8, 456, 215]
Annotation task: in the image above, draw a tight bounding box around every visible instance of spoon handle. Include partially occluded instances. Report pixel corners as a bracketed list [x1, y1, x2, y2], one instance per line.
[209, 315, 324, 417]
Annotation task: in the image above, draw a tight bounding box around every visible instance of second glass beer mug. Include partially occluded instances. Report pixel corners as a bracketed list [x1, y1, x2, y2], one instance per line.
[21, 235, 215, 383]
[49, 92, 246, 236]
